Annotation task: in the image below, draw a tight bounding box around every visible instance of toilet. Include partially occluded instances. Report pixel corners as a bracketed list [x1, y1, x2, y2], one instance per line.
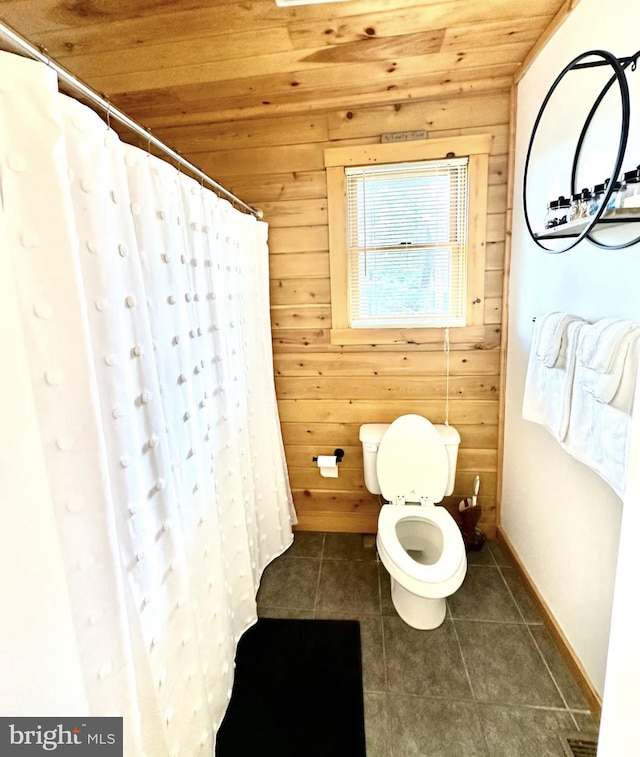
[360, 414, 467, 630]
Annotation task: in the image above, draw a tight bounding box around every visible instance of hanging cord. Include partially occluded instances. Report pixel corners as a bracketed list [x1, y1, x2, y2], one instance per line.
[444, 327, 450, 426]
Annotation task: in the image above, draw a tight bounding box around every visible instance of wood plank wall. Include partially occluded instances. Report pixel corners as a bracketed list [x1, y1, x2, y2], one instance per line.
[160, 88, 509, 535]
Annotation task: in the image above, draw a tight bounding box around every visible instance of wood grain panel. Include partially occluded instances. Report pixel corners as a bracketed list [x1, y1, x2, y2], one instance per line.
[269, 252, 329, 279]
[268, 226, 329, 253]
[274, 350, 501, 376]
[270, 277, 331, 306]
[286, 0, 561, 49]
[289, 465, 368, 491]
[281, 422, 364, 447]
[261, 199, 328, 228]
[291, 490, 380, 521]
[272, 329, 331, 351]
[301, 30, 446, 64]
[486, 241, 506, 270]
[440, 16, 552, 51]
[291, 489, 380, 510]
[284, 444, 498, 470]
[288, 466, 497, 496]
[118, 68, 517, 127]
[275, 375, 500, 400]
[489, 155, 508, 185]
[272, 325, 501, 352]
[89, 44, 532, 95]
[55, 27, 295, 79]
[327, 93, 510, 140]
[196, 144, 325, 177]
[487, 213, 507, 243]
[485, 298, 503, 324]
[427, 125, 510, 158]
[155, 115, 329, 154]
[485, 269, 505, 299]
[291, 507, 497, 536]
[280, 422, 500, 449]
[270, 305, 331, 329]
[293, 508, 379, 534]
[0, 0, 287, 37]
[488, 184, 508, 215]
[277, 399, 499, 425]
[220, 171, 327, 204]
[286, 445, 363, 469]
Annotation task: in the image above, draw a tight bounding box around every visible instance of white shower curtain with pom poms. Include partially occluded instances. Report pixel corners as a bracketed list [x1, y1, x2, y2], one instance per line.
[0, 51, 295, 755]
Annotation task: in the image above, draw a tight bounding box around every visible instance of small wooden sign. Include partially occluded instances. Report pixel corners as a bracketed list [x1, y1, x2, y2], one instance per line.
[381, 130, 427, 144]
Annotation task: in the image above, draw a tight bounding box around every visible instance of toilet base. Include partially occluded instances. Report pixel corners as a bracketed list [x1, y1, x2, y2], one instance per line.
[390, 577, 447, 630]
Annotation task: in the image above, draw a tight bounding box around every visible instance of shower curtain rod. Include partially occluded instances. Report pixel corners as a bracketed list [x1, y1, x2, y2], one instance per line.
[0, 19, 263, 220]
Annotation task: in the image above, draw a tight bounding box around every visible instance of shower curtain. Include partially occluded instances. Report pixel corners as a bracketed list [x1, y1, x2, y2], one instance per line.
[0, 51, 295, 754]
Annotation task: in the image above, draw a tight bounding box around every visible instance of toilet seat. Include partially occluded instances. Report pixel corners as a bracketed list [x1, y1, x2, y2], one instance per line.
[378, 504, 465, 588]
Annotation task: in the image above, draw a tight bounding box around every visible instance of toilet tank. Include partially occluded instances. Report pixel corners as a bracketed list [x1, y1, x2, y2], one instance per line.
[359, 421, 460, 497]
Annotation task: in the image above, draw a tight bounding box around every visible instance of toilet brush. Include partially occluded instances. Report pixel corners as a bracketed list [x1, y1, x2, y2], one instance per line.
[458, 475, 486, 551]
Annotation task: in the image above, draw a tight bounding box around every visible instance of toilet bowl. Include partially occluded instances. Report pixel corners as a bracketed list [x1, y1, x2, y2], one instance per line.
[360, 414, 467, 630]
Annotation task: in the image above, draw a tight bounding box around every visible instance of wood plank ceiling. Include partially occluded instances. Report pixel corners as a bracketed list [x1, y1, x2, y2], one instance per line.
[0, 0, 567, 136]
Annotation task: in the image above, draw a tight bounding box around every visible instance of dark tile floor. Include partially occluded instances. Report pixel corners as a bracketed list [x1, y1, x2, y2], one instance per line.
[256, 532, 599, 757]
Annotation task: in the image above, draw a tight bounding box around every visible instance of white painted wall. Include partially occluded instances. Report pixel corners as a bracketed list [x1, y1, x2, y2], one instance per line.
[504, 0, 640, 698]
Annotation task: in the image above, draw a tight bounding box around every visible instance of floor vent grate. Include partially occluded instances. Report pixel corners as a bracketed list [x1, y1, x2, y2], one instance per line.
[559, 731, 598, 757]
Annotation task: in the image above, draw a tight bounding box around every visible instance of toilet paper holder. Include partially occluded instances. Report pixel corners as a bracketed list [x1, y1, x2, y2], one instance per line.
[312, 448, 344, 464]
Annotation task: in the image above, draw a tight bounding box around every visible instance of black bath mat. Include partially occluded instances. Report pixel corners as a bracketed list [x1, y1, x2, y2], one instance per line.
[216, 618, 366, 757]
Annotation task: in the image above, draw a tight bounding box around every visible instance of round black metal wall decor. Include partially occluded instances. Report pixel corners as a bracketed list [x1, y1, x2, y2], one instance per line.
[522, 49, 638, 254]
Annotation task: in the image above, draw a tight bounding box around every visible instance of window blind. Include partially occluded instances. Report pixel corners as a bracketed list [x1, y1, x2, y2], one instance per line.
[345, 157, 469, 328]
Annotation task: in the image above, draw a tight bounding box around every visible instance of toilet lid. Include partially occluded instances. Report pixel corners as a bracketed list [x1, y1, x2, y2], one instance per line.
[377, 415, 448, 503]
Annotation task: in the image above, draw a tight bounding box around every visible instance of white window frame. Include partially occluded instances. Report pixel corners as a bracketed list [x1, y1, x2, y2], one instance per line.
[325, 135, 491, 346]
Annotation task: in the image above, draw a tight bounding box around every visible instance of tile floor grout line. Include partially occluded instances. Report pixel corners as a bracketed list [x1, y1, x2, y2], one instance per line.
[526, 619, 581, 730]
[450, 612, 478, 702]
[497, 565, 534, 620]
[312, 534, 326, 618]
[379, 578, 389, 694]
[377, 555, 393, 757]
[370, 689, 580, 711]
[497, 563, 577, 725]
[485, 542, 500, 567]
[449, 609, 492, 756]
[447, 615, 542, 625]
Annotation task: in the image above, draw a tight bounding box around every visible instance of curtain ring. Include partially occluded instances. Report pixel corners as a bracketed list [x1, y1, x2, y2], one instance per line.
[38, 45, 51, 67]
[144, 127, 152, 158]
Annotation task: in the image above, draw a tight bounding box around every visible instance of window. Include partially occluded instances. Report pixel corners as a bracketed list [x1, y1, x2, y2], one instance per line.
[325, 135, 491, 346]
[346, 158, 468, 328]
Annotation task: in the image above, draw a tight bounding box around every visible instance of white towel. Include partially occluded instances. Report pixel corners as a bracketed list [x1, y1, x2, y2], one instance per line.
[522, 314, 586, 442]
[577, 318, 638, 373]
[536, 312, 582, 367]
[564, 331, 640, 495]
[580, 329, 640, 408]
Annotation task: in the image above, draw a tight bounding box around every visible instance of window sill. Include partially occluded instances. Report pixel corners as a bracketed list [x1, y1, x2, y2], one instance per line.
[330, 325, 482, 347]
